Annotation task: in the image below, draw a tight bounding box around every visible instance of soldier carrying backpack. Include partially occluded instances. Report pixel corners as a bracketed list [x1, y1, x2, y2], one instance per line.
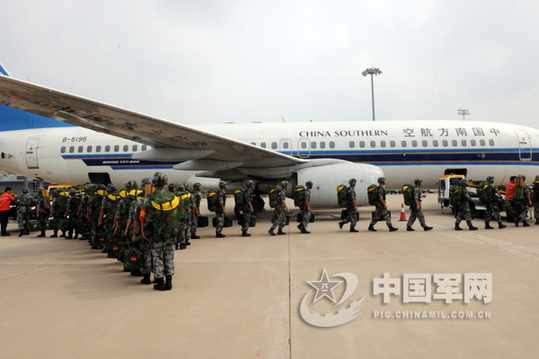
[513, 175, 532, 227]
[296, 181, 313, 234]
[532, 175, 539, 225]
[452, 178, 478, 231]
[405, 179, 433, 231]
[338, 178, 359, 232]
[483, 176, 506, 230]
[368, 177, 398, 232]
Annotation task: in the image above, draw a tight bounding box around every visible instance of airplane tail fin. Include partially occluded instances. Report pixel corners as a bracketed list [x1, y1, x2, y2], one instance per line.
[0, 62, 10, 77]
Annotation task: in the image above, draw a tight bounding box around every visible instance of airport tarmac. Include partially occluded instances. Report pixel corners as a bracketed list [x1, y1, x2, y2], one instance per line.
[1, 193, 538, 359]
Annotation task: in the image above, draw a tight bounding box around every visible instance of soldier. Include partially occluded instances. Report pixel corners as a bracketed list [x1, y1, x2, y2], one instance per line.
[176, 184, 192, 248]
[483, 176, 506, 229]
[64, 188, 81, 239]
[35, 187, 50, 238]
[297, 181, 313, 234]
[190, 182, 202, 239]
[406, 179, 433, 231]
[268, 181, 290, 236]
[87, 184, 107, 248]
[513, 175, 532, 227]
[215, 181, 227, 238]
[142, 172, 178, 291]
[16, 188, 35, 237]
[50, 188, 70, 238]
[241, 180, 255, 237]
[339, 178, 359, 232]
[368, 177, 398, 232]
[533, 175, 539, 225]
[453, 178, 478, 231]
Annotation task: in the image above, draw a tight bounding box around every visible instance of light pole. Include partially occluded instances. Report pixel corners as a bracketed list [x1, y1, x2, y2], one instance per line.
[457, 108, 469, 121]
[362, 67, 382, 121]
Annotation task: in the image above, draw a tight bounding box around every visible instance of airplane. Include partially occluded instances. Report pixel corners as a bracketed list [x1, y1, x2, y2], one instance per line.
[1, 62, 538, 210]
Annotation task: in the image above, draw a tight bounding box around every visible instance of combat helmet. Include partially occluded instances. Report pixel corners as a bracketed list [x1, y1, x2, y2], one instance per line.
[460, 178, 468, 186]
[305, 181, 313, 188]
[280, 180, 289, 188]
[152, 172, 168, 186]
[486, 176, 495, 184]
[414, 178, 422, 185]
[219, 181, 227, 189]
[349, 178, 357, 186]
[378, 177, 386, 184]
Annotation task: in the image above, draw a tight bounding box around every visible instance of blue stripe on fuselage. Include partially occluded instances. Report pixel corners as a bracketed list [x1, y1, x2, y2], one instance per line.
[0, 105, 74, 131]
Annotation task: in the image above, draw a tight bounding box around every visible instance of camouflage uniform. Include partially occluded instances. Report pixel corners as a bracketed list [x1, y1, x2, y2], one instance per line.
[406, 183, 431, 230]
[16, 190, 35, 236]
[144, 173, 178, 291]
[215, 182, 227, 238]
[35, 190, 50, 237]
[190, 184, 202, 239]
[269, 182, 288, 235]
[533, 176, 539, 225]
[453, 180, 478, 230]
[342, 185, 357, 230]
[87, 186, 107, 248]
[483, 177, 506, 229]
[241, 186, 254, 235]
[130, 196, 152, 282]
[50, 189, 70, 237]
[514, 176, 531, 226]
[298, 182, 311, 233]
[65, 189, 81, 239]
[369, 178, 397, 231]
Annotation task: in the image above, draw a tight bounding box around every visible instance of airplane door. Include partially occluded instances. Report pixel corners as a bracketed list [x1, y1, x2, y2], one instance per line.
[25, 138, 39, 169]
[297, 138, 310, 158]
[515, 130, 532, 160]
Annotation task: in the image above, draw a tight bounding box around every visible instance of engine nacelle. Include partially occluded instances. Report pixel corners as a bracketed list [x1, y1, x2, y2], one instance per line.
[295, 162, 384, 208]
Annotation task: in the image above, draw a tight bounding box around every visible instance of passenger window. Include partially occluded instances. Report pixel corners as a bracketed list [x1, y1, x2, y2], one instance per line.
[311, 142, 317, 149]
[329, 141, 335, 149]
[282, 142, 289, 149]
[489, 139, 495, 146]
[114, 145, 119, 152]
[142, 145, 147, 151]
[260, 142, 266, 148]
[78, 146, 83, 153]
[96, 145, 101, 153]
[61, 146, 66, 153]
[359, 141, 365, 148]
[380, 141, 386, 148]
[69, 146, 75, 153]
[412, 140, 417, 147]
[87, 145, 92, 152]
[132, 145, 138, 152]
[123, 145, 129, 152]
[320, 142, 326, 149]
[480, 140, 486, 146]
[433, 140, 438, 147]
[301, 142, 307, 149]
[390, 140, 396, 148]
[370, 141, 376, 148]
[470, 140, 476, 147]
[461, 140, 467, 146]
[442, 140, 448, 147]
[422, 140, 428, 147]
[401, 140, 407, 148]
[349, 141, 355, 148]
[105, 145, 110, 152]
[452, 140, 457, 147]
[271, 142, 277, 150]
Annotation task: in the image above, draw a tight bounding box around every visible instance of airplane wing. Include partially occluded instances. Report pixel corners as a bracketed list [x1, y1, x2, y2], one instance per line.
[0, 75, 307, 174]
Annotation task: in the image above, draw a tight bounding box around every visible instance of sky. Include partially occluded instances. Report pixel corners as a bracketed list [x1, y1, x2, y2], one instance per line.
[1, 0, 539, 128]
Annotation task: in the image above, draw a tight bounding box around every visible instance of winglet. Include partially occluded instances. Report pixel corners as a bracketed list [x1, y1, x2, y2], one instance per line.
[0, 62, 10, 77]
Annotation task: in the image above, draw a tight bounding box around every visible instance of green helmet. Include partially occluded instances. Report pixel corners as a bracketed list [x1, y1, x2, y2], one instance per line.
[152, 172, 168, 186]
[167, 183, 177, 192]
[414, 178, 422, 185]
[141, 177, 151, 186]
[219, 181, 227, 189]
[486, 176, 495, 183]
[349, 178, 357, 186]
[460, 178, 468, 186]
[378, 177, 386, 184]
[68, 188, 77, 196]
[305, 181, 313, 188]
[106, 184, 117, 193]
[193, 182, 201, 190]
[280, 180, 289, 188]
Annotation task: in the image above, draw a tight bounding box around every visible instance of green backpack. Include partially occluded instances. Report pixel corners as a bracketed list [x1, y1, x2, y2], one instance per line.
[207, 191, 218, 212]
[449, 185, 464, 208]
[475, 181, 490, 204]
[402, 184, 413, 206]
[293, 185, 306, 207]
[268, 188, 279, 208]
[337, 185, 348, 207]
[234, 189, 244, 208]
[145, 190, 180, 237]
[367, 184, 379, 206]
[176, 191, 191, 220]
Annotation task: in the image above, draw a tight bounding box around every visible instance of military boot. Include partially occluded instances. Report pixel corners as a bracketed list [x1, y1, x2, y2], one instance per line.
[468, 224, 478, 230]
[141, 274, 152, 285]
[165, 275, 173, 291]
[407, 226, 415, 231]
[454, 224, 463, 230]
[498, 221, 506, 229]
[18, 230, 24, 237]
[485, 222, 494, 229]
[522, 221, 530, 227]
[338, 221, 345, 230]
[301, 228, 311, 234]
[423, 226, 433, 231]
[241, 231, 251, 237]
[277, 229, 286, 235]
[50, 230, 58, 238]
[350, 226, 358, 233]
[37, 230, 46, 238]
[389, 226, 399, 232]
[368, 224, 377, 232]
[268, 228, 276, 236]
[153, 277, 166, 291]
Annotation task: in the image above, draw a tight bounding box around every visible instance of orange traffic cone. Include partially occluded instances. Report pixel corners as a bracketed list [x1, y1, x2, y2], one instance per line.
[399, 203, 407, 221]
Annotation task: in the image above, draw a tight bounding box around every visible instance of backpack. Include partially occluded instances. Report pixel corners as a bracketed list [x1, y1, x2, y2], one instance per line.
[268, 188, 279, 208]
[449, 185, 463, 208]
[514, 177, 525, 200]
[293, 185, 306, 207]
[337, 185, 348, 207]
[207, 191, 218, 212]
[402, 184, 413, 206]
[475, 181, 490, 204]
[533, 180, 539, 201]
[367, 184, 379, 206]
[145, 190, 180, 237]
[176, 191, 191, 220]
[234, 189, 244, 208]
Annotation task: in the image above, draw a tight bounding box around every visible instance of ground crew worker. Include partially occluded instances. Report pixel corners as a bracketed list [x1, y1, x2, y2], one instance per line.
[241, 180, 255, 237]
[406, 179, 433, 231]
[190, 182, 202, 239]
[369, 177, 398, 232]
[298, 181, 313, 234]
[454, 178, 478, 231]
[513, 175, 532, 227]
[339, 178, 359, 232]
[0, 187, 15, 236]
[215, 181, 227, 238]
[268, 181, 290, 236]
[484, 176, 506, 229]
[142, 172, 178, 291]
[17, 188, 35, 237]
